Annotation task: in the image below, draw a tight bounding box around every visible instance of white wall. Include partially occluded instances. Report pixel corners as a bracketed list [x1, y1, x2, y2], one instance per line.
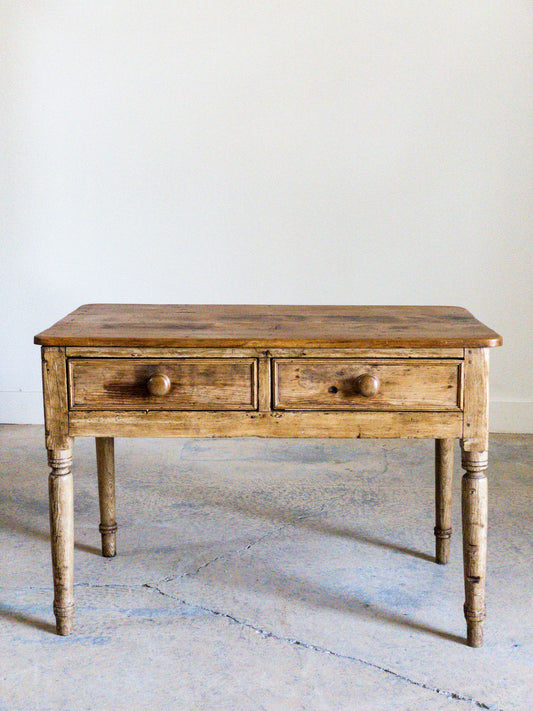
[2, 2, 532, 431]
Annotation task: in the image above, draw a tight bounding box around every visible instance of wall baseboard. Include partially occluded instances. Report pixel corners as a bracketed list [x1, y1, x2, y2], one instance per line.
[1, 392, 532, 434]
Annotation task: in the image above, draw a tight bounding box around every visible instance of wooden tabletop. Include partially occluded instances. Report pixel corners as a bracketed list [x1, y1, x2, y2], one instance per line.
[34, 304, 502, 348]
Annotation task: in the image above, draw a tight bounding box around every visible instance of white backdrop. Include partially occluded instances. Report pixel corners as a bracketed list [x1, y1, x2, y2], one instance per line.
[2, 2, 532, 430]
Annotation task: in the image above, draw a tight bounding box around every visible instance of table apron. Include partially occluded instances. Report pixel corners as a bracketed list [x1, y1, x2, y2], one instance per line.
[68, 410, 463, 439]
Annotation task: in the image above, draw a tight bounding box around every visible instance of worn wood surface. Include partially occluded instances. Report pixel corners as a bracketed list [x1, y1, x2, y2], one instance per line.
[65, 346, 465, 359]
[273, 359, 462, 411]
[37, 307, 501, 644]
[41, 347, 72, 451]
[48, 448, 74, 636]
[435, 438, 454, 564]
[68, 409, 463, 439]
[461, 351, 490, 645]
[68, 358, 258, 411]
[462, 348, 490, 452]
[95, 437, 117, 557]
[35, 304, 502, 348]
[461, 449, 488, 648]
[257, 356, 271, 412]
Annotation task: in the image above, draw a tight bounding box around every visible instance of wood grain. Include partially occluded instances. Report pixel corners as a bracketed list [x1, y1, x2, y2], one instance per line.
[435, 438, 454, 564]
[257, 356, 271, 412]
[41, 347, 72, 451]
[37, 306, 501, 644]
[65, 346, 465, 359]
[95, 437, 117, 557]
[48, 448, 74, 636]
[461, 449, 488, 647]
[462, 348, 490, 452]
[68, 358, 258, 411]
[35, 304, 502, 348]
[273, 359, 462, 411]
[460, 350, 490, 645]
[68, 409, 463, 439]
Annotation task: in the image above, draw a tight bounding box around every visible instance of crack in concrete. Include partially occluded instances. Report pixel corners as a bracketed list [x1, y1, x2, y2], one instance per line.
[8, 576, 501, 709]
[150, 450, 388, 588]
[142, 581, 501, 711]
[74, 582, 142, 590]
[154, 505, 326, 586]
[150, 450, 389, 589]
[10, 446, 499, 709]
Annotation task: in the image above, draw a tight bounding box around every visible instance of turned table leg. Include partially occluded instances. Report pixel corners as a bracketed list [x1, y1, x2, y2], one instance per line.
[461, 449, 488, 647]
[435, 438, 454, 564]
[96, 437, 117, 557]
[48, 448, 74, 636]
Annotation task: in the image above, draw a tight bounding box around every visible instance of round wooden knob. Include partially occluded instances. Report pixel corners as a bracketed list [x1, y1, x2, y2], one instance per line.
[146, 373, 171, 396]
[356, 373, 380, 397]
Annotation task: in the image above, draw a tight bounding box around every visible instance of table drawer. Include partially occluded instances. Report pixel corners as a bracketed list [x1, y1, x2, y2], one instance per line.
[68, 358, 258, 411]
[272, 359, 462, 411]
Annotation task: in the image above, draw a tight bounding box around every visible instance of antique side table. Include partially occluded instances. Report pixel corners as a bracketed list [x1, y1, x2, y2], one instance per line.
[34, 304, 502, 646]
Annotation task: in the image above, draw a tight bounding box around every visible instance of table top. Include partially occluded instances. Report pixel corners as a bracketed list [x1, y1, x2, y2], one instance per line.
[34, 304, 502, 348]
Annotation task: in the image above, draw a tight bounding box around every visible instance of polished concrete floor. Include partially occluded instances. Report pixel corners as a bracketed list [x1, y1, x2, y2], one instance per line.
[0, 426, 531, 710]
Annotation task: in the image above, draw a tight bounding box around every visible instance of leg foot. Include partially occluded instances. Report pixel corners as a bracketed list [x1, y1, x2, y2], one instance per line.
[435, 439, 454, 564]
[54, 603, 75, 636]
[466, 618, 484, 648]
[96, 437, 117, 557]
[461, 449, 488, 648]
[435, 536, 450, 565]
[49, 448, 74, 636]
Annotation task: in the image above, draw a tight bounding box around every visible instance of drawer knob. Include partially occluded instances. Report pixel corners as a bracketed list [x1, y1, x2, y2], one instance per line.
[146, 373, 171, 396]
[356, 373, 380, 397]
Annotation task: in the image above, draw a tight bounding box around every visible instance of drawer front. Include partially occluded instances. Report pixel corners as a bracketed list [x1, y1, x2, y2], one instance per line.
[68, 358, 258, 411]
[272, 359, 462, 411]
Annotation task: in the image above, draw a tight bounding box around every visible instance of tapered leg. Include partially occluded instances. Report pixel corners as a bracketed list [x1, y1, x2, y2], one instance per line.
[48, 448, 74, 636]
[461, 449, 488, 647]
[435, 438, 454, 564]
[95, 437, 117, 557]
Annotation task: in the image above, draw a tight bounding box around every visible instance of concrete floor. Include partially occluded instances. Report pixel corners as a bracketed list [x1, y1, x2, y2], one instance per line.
[0, 426, 531, 710]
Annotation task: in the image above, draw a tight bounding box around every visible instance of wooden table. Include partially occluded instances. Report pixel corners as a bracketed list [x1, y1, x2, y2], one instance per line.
[35, 304, 502, 646]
